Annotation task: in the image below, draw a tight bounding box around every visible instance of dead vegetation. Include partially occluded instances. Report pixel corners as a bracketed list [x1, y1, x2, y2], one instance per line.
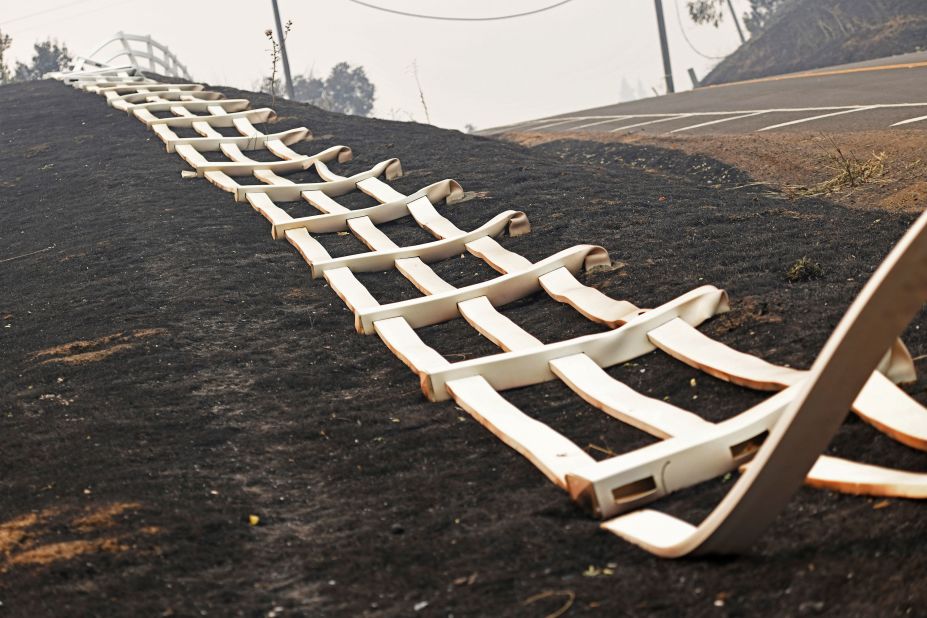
[503, 129, 927, 213]
[31, 328, 165, 365]
[0, 503, 157, 573]
[784, 138, 892, 198]
[263, 19, 293, 108]
[23, 143, 49, 159]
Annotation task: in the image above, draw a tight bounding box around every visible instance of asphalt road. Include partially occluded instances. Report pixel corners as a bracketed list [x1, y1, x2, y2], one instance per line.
[482, 51, 927, 136]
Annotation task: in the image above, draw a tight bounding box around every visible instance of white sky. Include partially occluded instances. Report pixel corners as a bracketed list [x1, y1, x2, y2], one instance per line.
[3, 0, 750, 130]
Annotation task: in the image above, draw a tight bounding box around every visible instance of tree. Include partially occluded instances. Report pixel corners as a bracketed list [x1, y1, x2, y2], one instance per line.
[292, 73, 324, 103]
[742, 0, 786, 34]
[293, 63, 375, 116]
[687, 0, 725, 27]
[262, 62, 376, 116]
[687, 0, 786, 34]
[0, 30, 11, 84]
[14, 39, 71, 81]
[316, 63, 375, 117]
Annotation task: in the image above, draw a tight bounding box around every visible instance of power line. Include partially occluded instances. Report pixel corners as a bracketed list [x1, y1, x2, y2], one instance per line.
[343, 0, 577, 22]
[10, 0, 142, 35]
[672, 0, 729, 60]
[1, 0, 98, 26]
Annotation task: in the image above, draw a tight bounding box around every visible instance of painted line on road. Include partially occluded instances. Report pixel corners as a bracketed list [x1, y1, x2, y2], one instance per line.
[488, 117, 572, 132]
[705, 60, 927, 90]
[755, 105, 879, 132]
[530, 117, 593, 131]
[572, 116, 630, 130]
[536, 103, 927, 121]
[504, 119, 565, 131]
[891, 114, 927, 127]
[486, 102, 927, 135]
[669, 111, 766, 133]
[609, 114, 693, 133]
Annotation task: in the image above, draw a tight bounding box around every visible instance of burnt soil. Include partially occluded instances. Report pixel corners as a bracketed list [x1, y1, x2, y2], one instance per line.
[702, 0, 927, 86]
[2, 79, 927, 617]
[503, 129, 927, 213]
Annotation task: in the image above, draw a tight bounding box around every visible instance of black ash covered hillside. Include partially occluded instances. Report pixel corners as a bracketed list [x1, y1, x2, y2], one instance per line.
[2, 78, 927, 616]
[703, 0, 927, 85]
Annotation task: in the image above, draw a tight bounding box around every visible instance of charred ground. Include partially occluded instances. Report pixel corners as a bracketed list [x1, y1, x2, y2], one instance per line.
[2, 79, 927, 616]
[702, 0, 927, 85]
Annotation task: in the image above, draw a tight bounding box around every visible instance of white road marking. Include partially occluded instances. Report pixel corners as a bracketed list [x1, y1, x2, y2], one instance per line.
[891, 114, 927, 127]
[504, 118, 564, 130]
[609, 114, 693, 132]
[485, 102, 927, 134]
[669, 111, 766, 133]
[529, 117, 591, 131]
[571, 116, 630, 130]
[755, 105, 880, 132]
[488, 117, 570, 132]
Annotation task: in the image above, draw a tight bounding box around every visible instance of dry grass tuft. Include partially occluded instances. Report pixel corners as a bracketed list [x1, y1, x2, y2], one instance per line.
[785, 138, 892, 198]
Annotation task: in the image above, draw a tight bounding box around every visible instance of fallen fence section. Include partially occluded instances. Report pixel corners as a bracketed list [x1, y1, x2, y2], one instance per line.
[47, 65, 927, 557]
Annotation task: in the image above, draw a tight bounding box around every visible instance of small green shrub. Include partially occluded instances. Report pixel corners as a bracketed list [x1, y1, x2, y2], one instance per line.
[786, 256, 823, 282]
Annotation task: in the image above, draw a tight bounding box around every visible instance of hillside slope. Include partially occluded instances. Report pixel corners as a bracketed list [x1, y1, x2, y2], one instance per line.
[703, 0, 927, 85]
[3, 78, 927, 615]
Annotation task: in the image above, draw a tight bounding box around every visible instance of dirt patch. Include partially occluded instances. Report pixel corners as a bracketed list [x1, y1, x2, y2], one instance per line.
[881, 179, 927, 210]
[0, 503, 151, 573]
[282, 286, 313, 301]
[23, 143, 49, 159]
[504, 129, 927, 212]
[72, 502, 142, 531]
[0, 512, 48, 556]
[31, 328, 166, 365]
[709, 295, 784, 334]
[6, 538, 130, 569]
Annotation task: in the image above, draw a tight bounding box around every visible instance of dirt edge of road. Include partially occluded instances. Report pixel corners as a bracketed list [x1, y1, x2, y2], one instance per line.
[501, 129, 927, 213]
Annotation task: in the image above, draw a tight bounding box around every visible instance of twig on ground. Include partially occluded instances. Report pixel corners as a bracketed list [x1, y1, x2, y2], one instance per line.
[586, 443, 619, 458]
[784, 134, 892, 198]
[523, 590, 576, 618]
[0, 244, 56, 264]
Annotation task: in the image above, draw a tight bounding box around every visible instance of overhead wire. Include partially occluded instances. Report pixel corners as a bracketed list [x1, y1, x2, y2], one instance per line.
[672, 0, 731, 60]
[9, 0, 143, 35]
[1, 0, 99, 26]
[343, 0, 577, 22]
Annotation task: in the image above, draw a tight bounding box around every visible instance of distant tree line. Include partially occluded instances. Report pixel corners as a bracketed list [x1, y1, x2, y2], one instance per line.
[0, 30, 72, 84]
[263, 62, 376, 117]
[687, 0, 787, 35]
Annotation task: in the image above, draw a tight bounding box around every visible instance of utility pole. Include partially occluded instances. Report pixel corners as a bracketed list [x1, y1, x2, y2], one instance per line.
[726, 0, 746, 43]
[653, 0, 674, 94]
[271, 0, 295, 100]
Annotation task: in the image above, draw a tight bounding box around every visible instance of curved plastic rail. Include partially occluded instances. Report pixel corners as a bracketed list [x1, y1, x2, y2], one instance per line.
[602, 208, 927, 556]
[73, 32, 192, 80]
[52, 66, 927, 558]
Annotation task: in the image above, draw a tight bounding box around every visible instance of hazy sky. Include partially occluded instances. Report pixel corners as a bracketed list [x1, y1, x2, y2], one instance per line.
[3, 0, 750, 130]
